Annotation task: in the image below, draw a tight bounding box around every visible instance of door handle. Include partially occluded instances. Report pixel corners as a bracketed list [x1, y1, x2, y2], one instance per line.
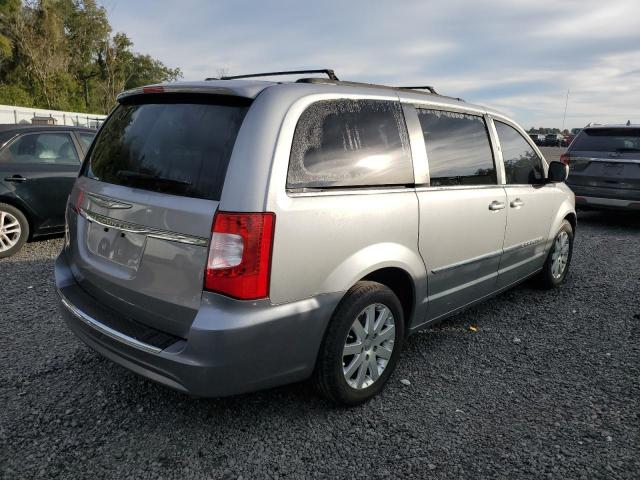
[488, 200, 506, 211]
[510, 198, 525, 208]
[4, 175, 27, 183]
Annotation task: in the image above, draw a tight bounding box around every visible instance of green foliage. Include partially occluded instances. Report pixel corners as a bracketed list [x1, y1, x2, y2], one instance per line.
[0, 0, 181, 113]
[0, 0, 21, 59]
[0, 84, 34, 106]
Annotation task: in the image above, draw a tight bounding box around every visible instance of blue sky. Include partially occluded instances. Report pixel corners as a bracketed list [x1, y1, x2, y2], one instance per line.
[106, 0, 639, 130]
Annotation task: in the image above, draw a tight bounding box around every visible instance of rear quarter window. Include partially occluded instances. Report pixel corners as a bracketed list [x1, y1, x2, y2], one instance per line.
[83, 94, 250, 201]
[287, 99, 414, 190]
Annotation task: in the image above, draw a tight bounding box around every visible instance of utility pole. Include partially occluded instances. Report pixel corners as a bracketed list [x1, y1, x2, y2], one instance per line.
[561, 89, 570, 132]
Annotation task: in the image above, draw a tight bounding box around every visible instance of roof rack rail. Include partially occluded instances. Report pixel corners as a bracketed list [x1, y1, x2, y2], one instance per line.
[206, 69, 339, 82]
[397, 85, 439, 95]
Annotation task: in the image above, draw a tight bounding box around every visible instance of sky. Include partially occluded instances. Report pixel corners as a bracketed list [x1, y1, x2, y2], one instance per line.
[106, 0, 640, 130]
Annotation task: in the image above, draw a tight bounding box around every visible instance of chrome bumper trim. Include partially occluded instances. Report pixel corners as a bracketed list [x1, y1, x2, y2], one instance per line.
[58, 292, 162, 354]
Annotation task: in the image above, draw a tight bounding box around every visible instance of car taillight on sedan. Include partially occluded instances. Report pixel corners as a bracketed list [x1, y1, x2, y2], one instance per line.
[205, 212, 275, 300]
[560, 153, 571, 165]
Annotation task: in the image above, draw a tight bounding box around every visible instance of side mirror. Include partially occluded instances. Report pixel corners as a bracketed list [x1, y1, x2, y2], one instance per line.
[547, 161, 568, 183]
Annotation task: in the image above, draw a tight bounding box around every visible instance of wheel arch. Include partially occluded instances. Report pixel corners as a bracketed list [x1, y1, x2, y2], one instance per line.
[564, 211, 577, 234]
[546, 197, 577, 250]
[361, 267, 416, 331]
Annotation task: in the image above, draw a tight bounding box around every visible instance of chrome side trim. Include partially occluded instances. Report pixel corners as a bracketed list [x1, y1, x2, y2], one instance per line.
[503, 236, 544, 254]
[431, 249, 502, 274]
[287, 187, 416, 197]
[415, 184, 503, 192]
[59, 294, 162, 354]
[431, 237, 544, 274]
[80, 209, 209, 247]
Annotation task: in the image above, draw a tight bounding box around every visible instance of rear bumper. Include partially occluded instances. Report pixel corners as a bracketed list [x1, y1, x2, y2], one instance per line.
[567, 184, 640, 211]
[55, 252, 341, 397]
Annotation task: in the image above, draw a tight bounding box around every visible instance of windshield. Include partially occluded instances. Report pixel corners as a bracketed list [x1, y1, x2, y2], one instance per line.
[571, 128, 640, 152]
[83, 94, 250, 201]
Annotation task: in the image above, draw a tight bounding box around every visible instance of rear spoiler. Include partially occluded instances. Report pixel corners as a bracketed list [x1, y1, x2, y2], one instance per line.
[116, 81, 266, 103]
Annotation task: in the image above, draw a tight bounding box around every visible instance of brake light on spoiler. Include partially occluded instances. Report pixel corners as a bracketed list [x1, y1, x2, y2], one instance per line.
[205, 212, 275, 300]
[142, 86, 165, 94]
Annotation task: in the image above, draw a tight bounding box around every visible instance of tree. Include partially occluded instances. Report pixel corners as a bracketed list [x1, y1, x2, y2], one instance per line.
[57, 0, 110, 109]
[10, 0, 72, 109]
[0, 0, 20, 61]
[0, 0, 181, 113]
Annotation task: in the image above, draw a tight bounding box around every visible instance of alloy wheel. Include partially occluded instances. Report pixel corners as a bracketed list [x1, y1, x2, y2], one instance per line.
[551, 231, 570, 279]
[342, 303, 395, 389]
[0, 211, 21, 253]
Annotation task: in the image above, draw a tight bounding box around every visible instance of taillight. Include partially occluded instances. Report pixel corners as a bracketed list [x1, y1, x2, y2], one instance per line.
[70, 189, 84, 213]
[560, 153, 571, 165]
[205, 212, 275, 300]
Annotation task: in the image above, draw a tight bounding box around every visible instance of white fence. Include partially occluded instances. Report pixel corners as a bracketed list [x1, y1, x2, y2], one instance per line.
[0, 104, 106, 129]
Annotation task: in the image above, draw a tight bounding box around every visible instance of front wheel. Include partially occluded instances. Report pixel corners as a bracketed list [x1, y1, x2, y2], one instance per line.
[538, 220, 573, 288]
[314, 281, 405, 405]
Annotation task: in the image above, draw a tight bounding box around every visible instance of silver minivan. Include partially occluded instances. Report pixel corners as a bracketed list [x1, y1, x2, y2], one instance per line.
[55, 70, 576, 405]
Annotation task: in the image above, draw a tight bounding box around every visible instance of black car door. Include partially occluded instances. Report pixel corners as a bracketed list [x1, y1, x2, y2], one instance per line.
[0, 131, 81, 232]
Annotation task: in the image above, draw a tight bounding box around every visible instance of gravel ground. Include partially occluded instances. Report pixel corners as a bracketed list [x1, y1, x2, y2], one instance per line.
[1, 211, 639, 480]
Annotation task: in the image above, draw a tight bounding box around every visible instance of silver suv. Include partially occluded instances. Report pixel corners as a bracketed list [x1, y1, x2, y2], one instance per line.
[55, 70, 576, 405]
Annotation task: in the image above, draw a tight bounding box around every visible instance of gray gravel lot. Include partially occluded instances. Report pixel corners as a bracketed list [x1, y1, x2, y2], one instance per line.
[1, 210, 639, 479]
[539, 146, 565, 163]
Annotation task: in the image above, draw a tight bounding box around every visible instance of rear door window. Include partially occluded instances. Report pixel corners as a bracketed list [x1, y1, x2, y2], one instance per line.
[287, 99, 413, 190]
[77, 132, 95, 152]
[495, 121, 545, 185]
[571, 128, 640, 152]
[417, 109, 496, 186]
[83, 95, 250, 201]
[0, 132, 79, 165]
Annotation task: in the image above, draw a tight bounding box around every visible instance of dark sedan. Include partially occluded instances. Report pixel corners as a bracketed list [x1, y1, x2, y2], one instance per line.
[0, 125, 95, 258]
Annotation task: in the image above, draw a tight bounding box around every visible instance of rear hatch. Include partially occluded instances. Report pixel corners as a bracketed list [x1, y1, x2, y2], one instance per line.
[65, 93, 250, 338]
[567, 127, 640, 192]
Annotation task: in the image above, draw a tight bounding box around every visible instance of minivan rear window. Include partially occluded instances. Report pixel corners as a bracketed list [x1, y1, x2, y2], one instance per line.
[83, 95, 250, 201]
[571, 128, 640, 152]
[287, 99, 413, 190]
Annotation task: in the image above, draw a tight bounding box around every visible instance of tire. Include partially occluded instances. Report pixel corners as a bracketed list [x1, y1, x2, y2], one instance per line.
[314, 281, 405, 405]
[0, 203, 29, 259]
[538, 220, 573, 288]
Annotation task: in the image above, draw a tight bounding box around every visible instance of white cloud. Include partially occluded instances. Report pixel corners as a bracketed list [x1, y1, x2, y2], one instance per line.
[107, 0, 640, 128]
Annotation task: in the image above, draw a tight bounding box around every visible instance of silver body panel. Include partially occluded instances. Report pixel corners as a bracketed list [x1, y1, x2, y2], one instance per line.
[56, 79, 576, 396]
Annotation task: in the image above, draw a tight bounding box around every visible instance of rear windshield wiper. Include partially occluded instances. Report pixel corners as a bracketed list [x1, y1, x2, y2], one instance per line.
[116, 170, 192, 187]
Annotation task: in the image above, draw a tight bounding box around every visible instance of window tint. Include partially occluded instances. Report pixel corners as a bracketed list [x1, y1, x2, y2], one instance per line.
[287, 99, 413, 189]
[0, 132, 79, 165]
[84, 96, 249, 201]
[495, 121, 544, 185]
[78, 132, 95, 151]
[571, 128, 640, 152]
[417, 109, 496, 186]
[0, 131, 14, 147]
